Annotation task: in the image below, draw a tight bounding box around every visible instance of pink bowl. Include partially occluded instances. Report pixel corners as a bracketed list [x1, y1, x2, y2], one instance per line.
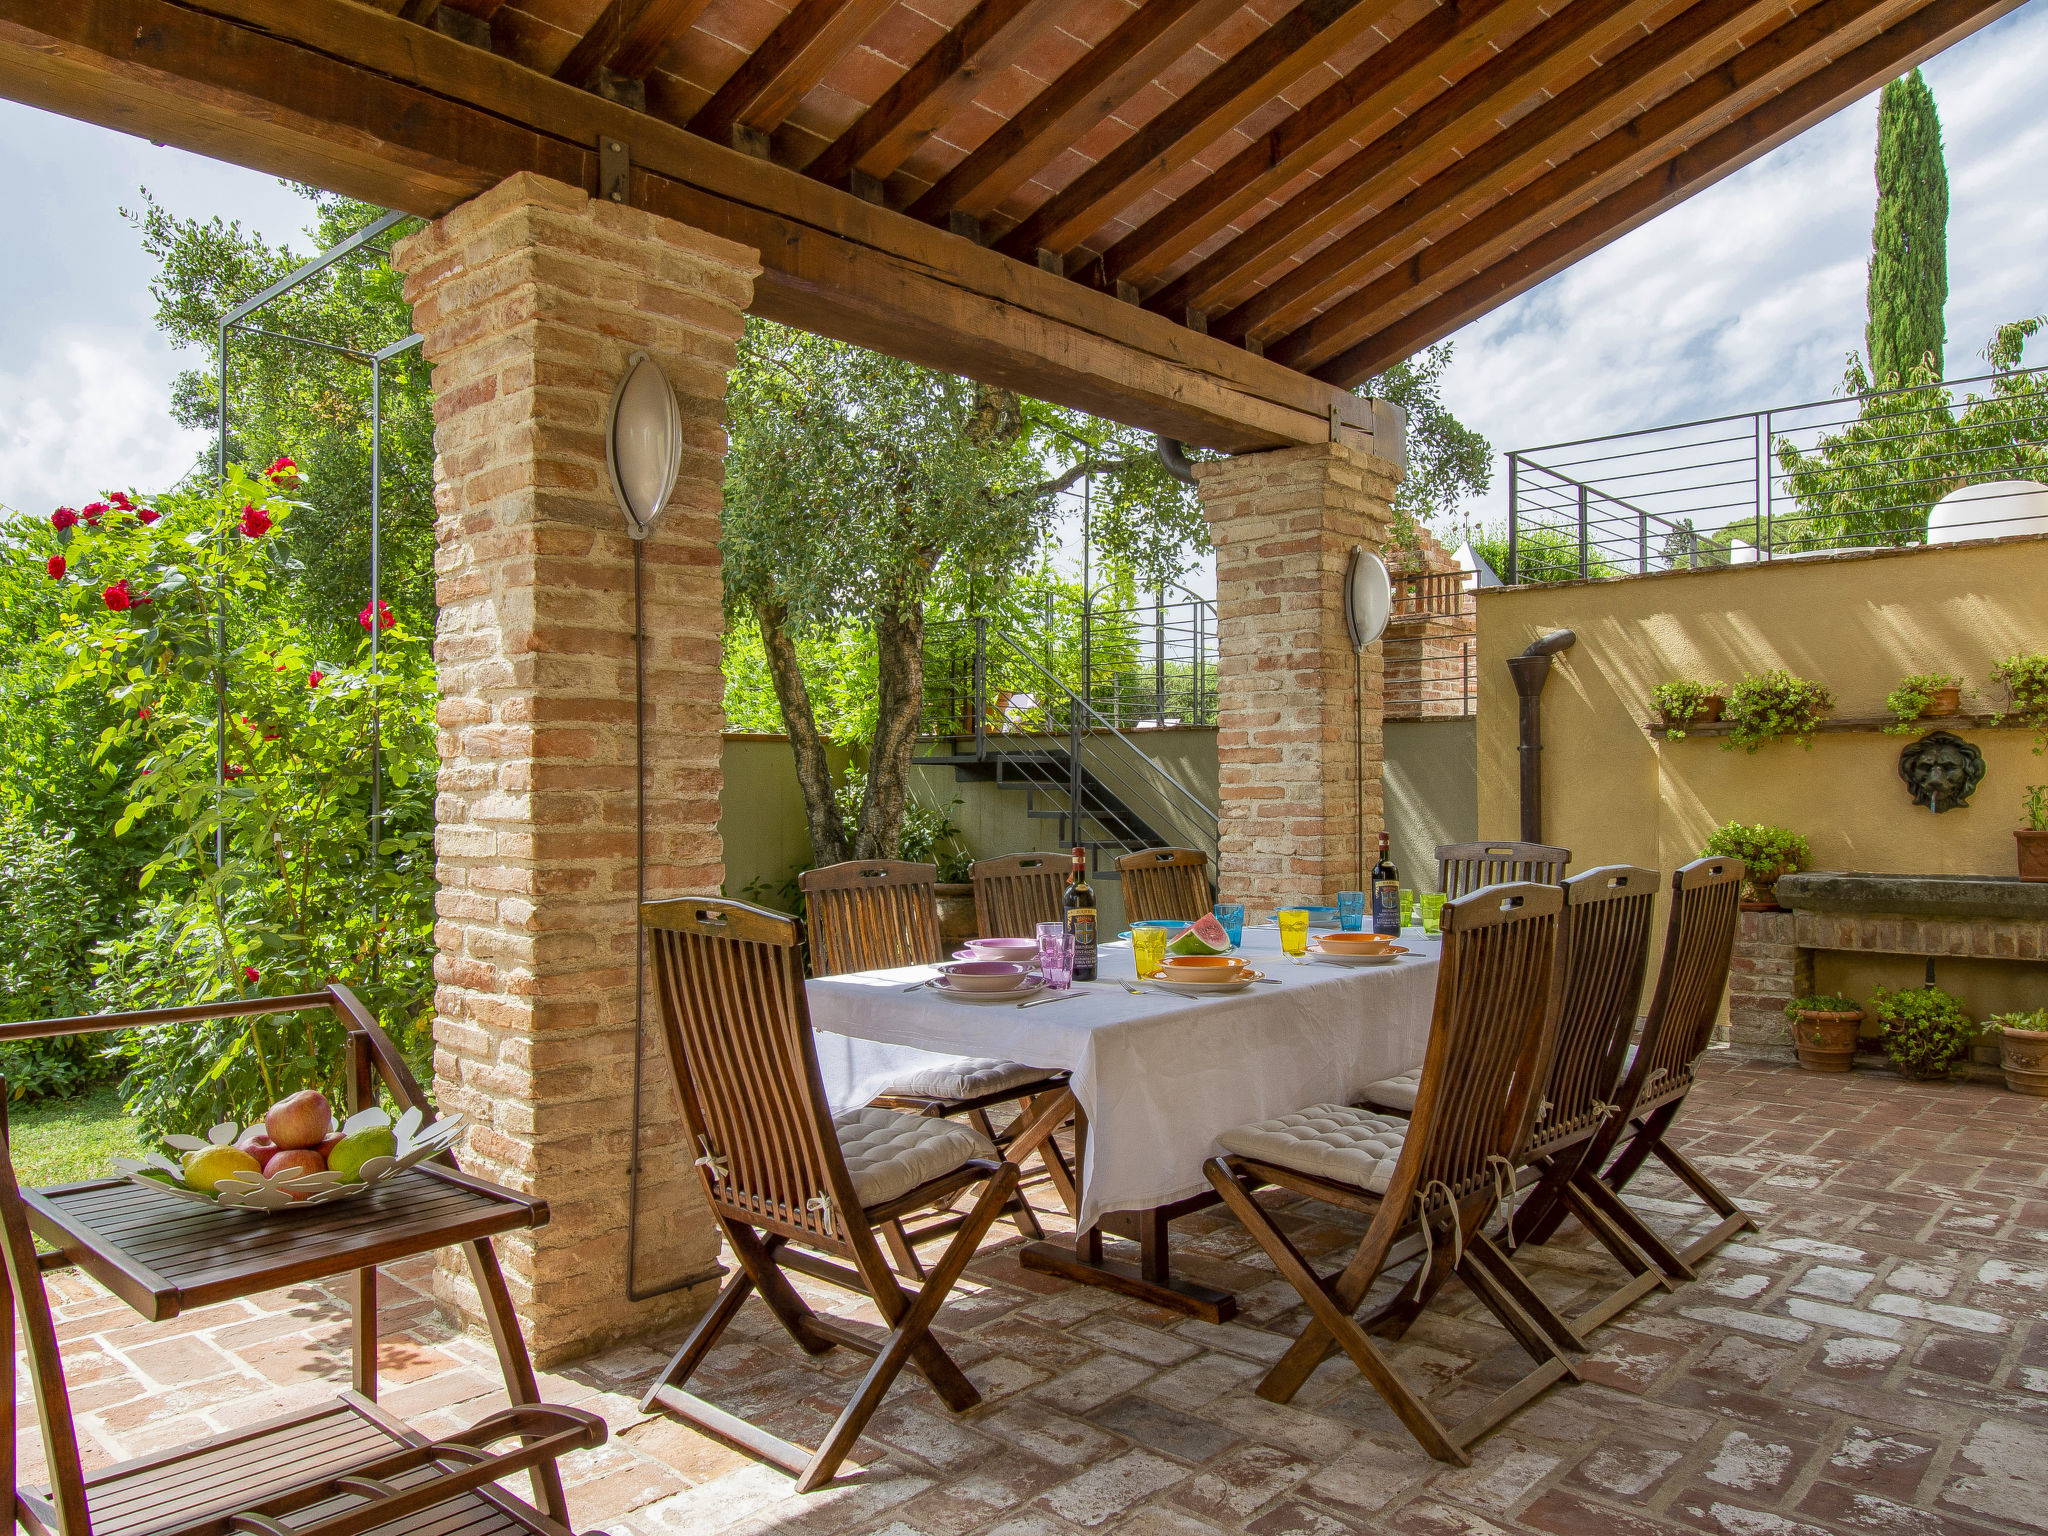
[965, 937, 1040, 963]
[936, 960, 1032, 993]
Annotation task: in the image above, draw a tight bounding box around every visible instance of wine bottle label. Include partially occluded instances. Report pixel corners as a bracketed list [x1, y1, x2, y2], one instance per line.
[1068, 909, 1098, 978]
[1372, 880, 1401, 935]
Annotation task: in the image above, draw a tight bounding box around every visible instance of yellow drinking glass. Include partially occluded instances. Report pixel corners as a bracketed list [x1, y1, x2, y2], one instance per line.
[1277, 908, 1309, 957]
[1421, 892, 1447, 936]
[1132, 923, 1169, 979]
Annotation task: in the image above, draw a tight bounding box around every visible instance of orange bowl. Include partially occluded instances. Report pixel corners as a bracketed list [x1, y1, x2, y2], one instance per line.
[1316, 932, 1393, 951]
[1159, 954, 1250, 975]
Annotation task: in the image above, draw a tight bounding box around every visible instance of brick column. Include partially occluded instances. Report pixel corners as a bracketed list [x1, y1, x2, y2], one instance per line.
[394, 174, 760, 1364]
[1727, 909, 1800, 1055]
[1196, 442, 1401, 909]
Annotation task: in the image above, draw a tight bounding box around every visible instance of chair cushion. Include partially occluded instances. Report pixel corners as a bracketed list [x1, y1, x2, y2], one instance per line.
[833, 1107, 997, 1209]
[1216, 1104, 1408, 1193]
[1360, 1066, 1421, 1114]
[877, 1057, 1055, 1102]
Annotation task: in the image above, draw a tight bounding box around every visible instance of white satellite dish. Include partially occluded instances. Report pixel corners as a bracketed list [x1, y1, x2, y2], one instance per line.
[1344, 547, 1393, 650]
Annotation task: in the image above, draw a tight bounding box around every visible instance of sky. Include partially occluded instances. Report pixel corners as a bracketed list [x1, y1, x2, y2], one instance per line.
[0, 3, 2042, 538]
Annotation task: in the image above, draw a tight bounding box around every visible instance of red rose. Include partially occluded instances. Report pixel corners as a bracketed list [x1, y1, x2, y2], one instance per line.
[81, 501, 108, 524]
[109, 491, 133, 510]
[136, 508, 161, 525]
[102, 580, 132, 612]
[358, 599, 394, 632]
[267, 457, 300, 488]
[239, 504, 272, 539]
[308, 670, 325, 689]
[223, 764, 247, 780]
[138, 706, 152, 721]
[46, 555, 64, 581]
[50, 507, 78, 530]
[243, 966, 260, 985]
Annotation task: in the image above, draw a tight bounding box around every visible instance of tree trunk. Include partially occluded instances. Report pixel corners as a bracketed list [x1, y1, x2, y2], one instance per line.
[754, 599, 849, 869]
[857, 605, 925, 860]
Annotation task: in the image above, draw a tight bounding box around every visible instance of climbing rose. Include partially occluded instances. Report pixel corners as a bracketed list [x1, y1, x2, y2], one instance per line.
[109, 491, 132, 510]
[102, 580, 132, 612]
[138, 706, 152, 721]
[136, 507, 161, 525]
[267, 457, 299, 487]
[81, 501, 108, 525]
[50, 507, 78, 530]
[223, 764, 247, 780]
[243, 966, 260, 985]
[308, 670, 325, 689]
[239, 504, 272, 539]
[358, 599, 394, 632]
[46, 555, 64, 581]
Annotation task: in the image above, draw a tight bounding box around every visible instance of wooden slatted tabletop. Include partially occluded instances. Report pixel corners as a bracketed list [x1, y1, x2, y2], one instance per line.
[24, 1165, 547, 1321]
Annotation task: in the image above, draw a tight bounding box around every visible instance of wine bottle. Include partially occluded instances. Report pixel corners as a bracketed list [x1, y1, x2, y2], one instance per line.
[1371, 832, 1401, 936]
[1063, 847, 1098, 982]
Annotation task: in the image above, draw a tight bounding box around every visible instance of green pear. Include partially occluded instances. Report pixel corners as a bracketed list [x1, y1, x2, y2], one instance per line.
[326, 1126, 398, 1182]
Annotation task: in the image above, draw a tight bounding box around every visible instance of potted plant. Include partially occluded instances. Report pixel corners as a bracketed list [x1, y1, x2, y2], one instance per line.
[1883, 672, 1963, 733]
[1870, 985, 1974, 1080]
[1650, 680, 1726, 740]
[1700, 822, 1812, 907]
[1985, 1009, 2048, 1096]
[2020, 785, 2048, 882]
[1784, 994, 1862, 1072]
[1993, 652, 2048, 753]
[1723, 669, 1836, 753]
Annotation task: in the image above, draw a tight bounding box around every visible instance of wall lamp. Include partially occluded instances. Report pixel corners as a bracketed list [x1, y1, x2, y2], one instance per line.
[606, 352, 684, 540]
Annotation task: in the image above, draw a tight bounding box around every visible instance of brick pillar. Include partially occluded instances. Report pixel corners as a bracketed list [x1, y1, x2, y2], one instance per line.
[1196, 442, 1401, 910]
[394, 174, 761, 1364]
[1727, 909, 1800, 1056]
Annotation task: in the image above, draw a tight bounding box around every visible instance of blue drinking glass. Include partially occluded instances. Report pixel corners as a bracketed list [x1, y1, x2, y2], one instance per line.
[1337, 890, 1366, 931]
[1212, 904, 1245, 946]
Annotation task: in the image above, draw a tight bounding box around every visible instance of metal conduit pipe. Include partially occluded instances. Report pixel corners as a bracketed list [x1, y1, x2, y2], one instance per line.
[1506, 630, 1576, 844]
[1154, 435, 1199, 485]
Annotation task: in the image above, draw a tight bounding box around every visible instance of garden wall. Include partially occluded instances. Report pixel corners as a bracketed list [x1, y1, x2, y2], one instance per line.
[1475, 533, 2048, 1031]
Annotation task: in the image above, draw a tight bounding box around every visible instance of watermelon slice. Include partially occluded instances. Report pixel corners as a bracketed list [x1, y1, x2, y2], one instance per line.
[1166, 913, 1233, 956]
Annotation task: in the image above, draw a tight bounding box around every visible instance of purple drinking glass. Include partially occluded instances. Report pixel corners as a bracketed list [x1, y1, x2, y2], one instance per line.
[1036, 920, 1074, 990]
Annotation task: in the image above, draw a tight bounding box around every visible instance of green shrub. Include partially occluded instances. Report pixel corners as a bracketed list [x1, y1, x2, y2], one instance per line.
[1986, 1008, 2048, 1033]
[0, 815, 123, 1100]
[1723, 670, 1836, 752]
[1870, 985, 1974, 1078]
[1700, 822, 1811, 902]
[1883, 673, 1963, 733]
[1650, 680, 1725, 741]
[1784, 994, 1859, 1019]
[2023, 785, 2048, 832]
[1992, 653, 2048, 753]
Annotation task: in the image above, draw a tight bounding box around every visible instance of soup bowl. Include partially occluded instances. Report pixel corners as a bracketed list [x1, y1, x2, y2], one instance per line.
[936, 960, 1034, 993]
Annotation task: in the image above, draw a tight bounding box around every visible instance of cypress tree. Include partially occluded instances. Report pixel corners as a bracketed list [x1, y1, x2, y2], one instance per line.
[1865, 68, 1948, 386]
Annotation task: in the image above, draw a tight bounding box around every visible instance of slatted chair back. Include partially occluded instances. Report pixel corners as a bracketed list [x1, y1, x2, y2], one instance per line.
[1522, 866, 1660, 1159]
[1436, 841, 1571, 899]
[1618, 856, 1744, 1115]
[1385, 882, 1563, 1223]
[1115, 847, 1213, 924]
[643, 898, 863, 1255]
[970, 853, 1066, 938]
[800, 860, 944, 977]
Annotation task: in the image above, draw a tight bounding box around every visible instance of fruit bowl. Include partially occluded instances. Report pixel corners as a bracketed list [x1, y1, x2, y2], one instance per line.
[113, 1105, 464, 1215]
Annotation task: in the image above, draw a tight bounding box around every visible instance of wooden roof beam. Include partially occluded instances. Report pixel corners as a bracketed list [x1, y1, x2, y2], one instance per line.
[553, 0, 715, 88]
[992, 0, 1403, 263]
[904, 0, 1244, 223]
[1205, 0, 1788, 342]
[1269, 0, 1916, 371]
[689, 0, 899, 141]
[1306, 0, 2023, 383]
[1098, 0, 1546, 288]
[803, 0, 1071, 186]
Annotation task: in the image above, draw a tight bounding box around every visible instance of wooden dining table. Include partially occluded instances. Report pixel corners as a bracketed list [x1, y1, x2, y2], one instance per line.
[807, 925, 1440, 1322]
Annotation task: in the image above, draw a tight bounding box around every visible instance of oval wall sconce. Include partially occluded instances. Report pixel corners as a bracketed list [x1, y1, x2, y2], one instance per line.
[606, 352, 684, 540]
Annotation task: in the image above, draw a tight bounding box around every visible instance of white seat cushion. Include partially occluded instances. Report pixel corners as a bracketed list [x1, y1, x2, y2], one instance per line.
[877, 1057, 1054, 1102]
[833, 1107, 997, 1209]
[1216, 1104, 1408, 1193]
[1360, 1066, 1421, 1114]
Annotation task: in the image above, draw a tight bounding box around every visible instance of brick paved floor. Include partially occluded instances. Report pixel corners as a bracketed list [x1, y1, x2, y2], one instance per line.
[20, 1056, 2048, 1536]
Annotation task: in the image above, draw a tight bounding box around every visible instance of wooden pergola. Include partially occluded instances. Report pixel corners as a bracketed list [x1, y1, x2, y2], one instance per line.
[0, 0, 2018, 450]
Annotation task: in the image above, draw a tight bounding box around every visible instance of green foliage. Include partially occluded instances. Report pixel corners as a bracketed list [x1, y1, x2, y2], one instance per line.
[1650, 680, 1725, 741]
[835, 772, 971, 881]
[1992, 652, 2048, 753]
[1870, 984, 1972, 1078]
[1363, 342, 1492, 541]
[0, 815, 124, 1100]
[1985, 1008, 2048, 1033]
[1467, 520, 1623, 585]
[1722, 670, 1836, 752]
[1700, 822, 1811, 901]
[1785, 994, 1860, 1020]
[1883, 672, 1962, 733]
[1866, 69, 1948, 389]
[2, 1087, 145, 1188]
[2022, 785, 2048, 832]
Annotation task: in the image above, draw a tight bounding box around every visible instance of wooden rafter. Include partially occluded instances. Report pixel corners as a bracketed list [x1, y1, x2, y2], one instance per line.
[905, 0, 1243, 223]
[1268, 0, 1917, 371]
[804, 0, 1071, 185]
[1159, 0, 1713, 329]
[1303, 0, 2022, 382]
[690, 0, 899, 141]
[554, 0, 713, 87]
[992, 0, 1403, 262]
[1098, 0, 1544, 288]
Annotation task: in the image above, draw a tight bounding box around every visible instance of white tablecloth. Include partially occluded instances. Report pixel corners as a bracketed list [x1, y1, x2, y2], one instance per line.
[807, 927, 1439, 1228]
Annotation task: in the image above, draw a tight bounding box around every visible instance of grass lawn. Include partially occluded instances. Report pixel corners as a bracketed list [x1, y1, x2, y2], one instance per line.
[8, 1085, 145, 1187]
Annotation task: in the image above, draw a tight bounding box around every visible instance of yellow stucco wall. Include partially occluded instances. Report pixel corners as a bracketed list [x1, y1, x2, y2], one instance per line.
[1477, 536, 2048, 880]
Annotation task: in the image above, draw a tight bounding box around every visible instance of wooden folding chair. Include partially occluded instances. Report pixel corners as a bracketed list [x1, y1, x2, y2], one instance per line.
[1114, 847, 1213, 923]
[1203, 883, 1580, 1466]
[970, 852, 1067, 937]
[1517, 856, 1756, 1279]
[1436, 841, 1571, 898]
[801, 859, 1070, 1254]
[638, 897, 1021, 1493]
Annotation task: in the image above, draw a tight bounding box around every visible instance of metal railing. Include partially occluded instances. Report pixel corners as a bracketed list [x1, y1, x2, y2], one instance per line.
[1504, 363, 2048, 583]
[1385, 569, 1477, 719]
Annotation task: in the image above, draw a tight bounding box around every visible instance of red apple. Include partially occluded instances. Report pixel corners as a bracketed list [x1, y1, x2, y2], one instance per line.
[318, 1131, 346, 1159]
[265, 1090, 333, 1150]
[263, 1148, 326, 1180]
[237, 1127, 278, 1157]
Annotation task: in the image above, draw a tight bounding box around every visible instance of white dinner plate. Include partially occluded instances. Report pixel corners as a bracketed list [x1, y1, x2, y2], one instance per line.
[1143, 969, 1265, 996]
[1304, 947, 1408, 966]
[927, 976, 1050, 1004]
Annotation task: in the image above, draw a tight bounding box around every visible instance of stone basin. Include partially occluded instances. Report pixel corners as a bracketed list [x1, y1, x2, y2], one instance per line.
[1774, 870, 2048, 921]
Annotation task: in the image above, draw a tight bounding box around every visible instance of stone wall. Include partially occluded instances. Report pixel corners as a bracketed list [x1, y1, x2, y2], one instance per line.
[395, 173, 760, 1364]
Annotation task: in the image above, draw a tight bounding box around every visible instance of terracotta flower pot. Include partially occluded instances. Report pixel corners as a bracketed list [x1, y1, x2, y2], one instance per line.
[2002, 1027, 2048, 1097]
[2018, 830, 2048, 883]
[934, 882, 979, 948]
[1658, 695, 1724, 733]
[1790, 1009, 1861, 1072]
[1920, 686, 1962, 718]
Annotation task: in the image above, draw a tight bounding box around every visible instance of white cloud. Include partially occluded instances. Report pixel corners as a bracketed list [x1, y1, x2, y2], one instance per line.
[0, 330, 212, 511]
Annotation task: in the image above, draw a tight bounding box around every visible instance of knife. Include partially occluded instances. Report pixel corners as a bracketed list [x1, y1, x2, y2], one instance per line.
[1018, 991, 1087, 1008]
